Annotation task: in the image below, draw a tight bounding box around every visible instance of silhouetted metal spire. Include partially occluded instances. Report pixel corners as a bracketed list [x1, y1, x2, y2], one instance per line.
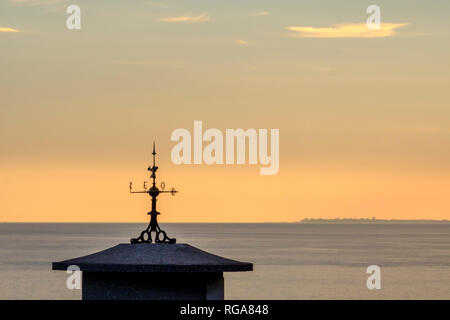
[129, 142, 178, 244]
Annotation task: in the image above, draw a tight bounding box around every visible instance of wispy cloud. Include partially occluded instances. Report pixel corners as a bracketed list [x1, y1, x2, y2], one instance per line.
[286, 23, 408, 38]
[248, 63, 333, 73]
[157, 13, 210, 23]
[417, 127, 450, 134]
[233, 39, 248, 46]
[110, 59, 189, 69]
[0, 27, 19, 33]
[251, 11, 270, 17]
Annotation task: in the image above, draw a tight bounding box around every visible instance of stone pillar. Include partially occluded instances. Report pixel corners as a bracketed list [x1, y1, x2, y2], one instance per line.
[53, 243, 252, 301]
[82, 272, 224, 300]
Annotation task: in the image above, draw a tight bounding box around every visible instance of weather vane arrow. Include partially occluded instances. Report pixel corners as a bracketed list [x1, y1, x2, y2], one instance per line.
[129, 142, 178, 244]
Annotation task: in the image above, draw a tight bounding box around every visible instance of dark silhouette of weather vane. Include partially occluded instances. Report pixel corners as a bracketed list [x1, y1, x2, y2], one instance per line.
[129, 142, 178, 244]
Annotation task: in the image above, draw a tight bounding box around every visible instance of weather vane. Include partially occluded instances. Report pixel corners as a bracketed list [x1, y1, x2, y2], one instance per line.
[129, 142, 178, 244]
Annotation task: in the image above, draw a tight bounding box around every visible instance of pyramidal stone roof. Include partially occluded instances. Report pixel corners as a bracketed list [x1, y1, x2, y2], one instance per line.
[52, 243, 253, 273]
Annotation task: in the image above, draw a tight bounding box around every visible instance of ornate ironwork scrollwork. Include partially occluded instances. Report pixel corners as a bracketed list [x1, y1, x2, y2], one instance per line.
[131, 215, 176, 244]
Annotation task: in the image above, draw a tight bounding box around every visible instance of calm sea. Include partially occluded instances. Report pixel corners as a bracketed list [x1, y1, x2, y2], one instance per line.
[0, 223, 449, 299]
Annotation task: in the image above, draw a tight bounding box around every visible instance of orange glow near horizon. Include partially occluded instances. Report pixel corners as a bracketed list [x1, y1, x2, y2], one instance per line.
[2, 162, 449, 222]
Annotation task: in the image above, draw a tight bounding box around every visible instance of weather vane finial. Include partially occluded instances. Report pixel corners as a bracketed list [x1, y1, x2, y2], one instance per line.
[129, 142, 178, 244]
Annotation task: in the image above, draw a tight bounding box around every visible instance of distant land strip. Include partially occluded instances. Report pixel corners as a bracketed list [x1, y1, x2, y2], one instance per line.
[299, 218, 450, 224]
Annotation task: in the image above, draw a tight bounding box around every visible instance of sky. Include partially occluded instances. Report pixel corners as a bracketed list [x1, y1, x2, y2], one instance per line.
[1, 0, 449, 222]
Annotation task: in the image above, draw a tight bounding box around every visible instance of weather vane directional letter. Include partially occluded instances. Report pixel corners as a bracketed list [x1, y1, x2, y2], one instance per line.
[129, 142, 178, 244]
